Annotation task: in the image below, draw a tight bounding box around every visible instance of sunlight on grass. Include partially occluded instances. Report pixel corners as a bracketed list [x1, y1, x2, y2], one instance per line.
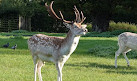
[0, 33, 137, 81]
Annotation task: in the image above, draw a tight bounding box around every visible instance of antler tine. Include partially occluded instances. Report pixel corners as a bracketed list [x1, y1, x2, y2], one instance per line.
[81, 11, 84, 20]
[74, 6, 81, 23]
[74, 9, 78, 22]
[80, 11, 86, 23]
[45, 1, 61, 20]
[80, 17, 86, 24]
[59, 11, 64, 20]
[45, 1, 72, 23]
[59, 11, 72, 23]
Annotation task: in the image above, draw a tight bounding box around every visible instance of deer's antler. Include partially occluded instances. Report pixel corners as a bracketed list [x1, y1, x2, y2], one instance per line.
[74, 6, 86, 24]
[45, 1, 72, 23]
[45, 1, 86, 24]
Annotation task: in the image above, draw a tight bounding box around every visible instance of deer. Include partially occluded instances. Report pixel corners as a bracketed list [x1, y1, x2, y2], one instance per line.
[115, 32, 137, 68]
[28, 1, 87, 81]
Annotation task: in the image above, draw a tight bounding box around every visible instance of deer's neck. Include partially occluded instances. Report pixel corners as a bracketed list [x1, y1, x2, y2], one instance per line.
[60, 31, 80, 56]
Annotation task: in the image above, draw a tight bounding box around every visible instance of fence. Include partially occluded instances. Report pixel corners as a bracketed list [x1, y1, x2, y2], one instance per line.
[0, 14, 19, 32]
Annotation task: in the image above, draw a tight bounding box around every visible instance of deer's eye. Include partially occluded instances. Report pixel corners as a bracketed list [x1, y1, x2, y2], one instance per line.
[74, 26, 78, 29]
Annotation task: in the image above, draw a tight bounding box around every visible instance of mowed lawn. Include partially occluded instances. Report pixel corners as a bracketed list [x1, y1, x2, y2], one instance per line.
[0, 33, 137, 81]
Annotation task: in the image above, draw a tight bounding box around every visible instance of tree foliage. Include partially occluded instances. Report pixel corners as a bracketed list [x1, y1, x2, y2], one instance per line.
[1, 0, 137, 32]
[79, 0, 137, 32]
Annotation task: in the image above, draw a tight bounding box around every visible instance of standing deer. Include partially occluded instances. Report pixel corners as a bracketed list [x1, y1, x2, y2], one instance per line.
[115, 32, 137, 68]
[28, 1, 87, 81]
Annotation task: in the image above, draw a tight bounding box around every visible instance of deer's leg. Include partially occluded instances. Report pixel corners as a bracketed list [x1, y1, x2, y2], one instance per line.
[60, 62, 64, 71]
[37, 60, 44, 81]
[115, 46, 126, 68]
[56, 62, 64, 81]
[33, 56, 38, 81]
[122, 48, 131, 67]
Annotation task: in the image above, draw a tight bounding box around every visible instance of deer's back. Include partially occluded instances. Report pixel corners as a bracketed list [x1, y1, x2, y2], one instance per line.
[118, 32, 137, 50]
[28, 34, 64, 55]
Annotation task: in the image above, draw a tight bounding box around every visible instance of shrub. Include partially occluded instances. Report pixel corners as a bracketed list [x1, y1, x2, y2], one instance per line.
[84, 21, 137, 37]
[84, 31, 114, 37]
[86, 23, 92, 32]
[109, 21, 137, 32]
[127, 51, 137, 59]
[10, 36, 24, 39]
[11, 30, 29, 33]
[88, 45, 117, 57]
[88, 45, 137, 58]
[109, 29, 131, 36]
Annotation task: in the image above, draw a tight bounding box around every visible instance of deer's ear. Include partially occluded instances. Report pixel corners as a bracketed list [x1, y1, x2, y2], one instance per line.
[81, 24, 87, 28]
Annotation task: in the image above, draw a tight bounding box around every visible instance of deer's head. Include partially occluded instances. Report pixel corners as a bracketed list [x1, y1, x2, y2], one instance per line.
[45, 1, 88, 36]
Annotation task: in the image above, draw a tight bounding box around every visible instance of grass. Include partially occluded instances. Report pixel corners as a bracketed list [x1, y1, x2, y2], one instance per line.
[0, 32, 137, 81]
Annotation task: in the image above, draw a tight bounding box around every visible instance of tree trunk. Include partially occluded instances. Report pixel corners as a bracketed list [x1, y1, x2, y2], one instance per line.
[19, 15, 31, 31]
[92, 14, 110, 32]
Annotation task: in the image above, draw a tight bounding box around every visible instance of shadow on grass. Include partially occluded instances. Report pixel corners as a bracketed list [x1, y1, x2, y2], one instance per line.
[66, 62, 136, 70]
[106, 70, 137, 75]
[77, 37, 137, 59]
[0, 36, 118, 51]
[0, 37, 28, 50]
[75, 38, 118, 58]
[66, 62, 137, 75]
[1, 35, 137, 75]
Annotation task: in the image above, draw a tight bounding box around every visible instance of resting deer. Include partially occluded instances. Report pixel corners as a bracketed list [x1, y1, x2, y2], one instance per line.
[28, 1, 87, 81]
[115, 32, 137, 68]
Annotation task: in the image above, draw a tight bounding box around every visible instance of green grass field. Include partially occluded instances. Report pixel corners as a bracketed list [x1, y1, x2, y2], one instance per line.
[0, 33, 137, 81]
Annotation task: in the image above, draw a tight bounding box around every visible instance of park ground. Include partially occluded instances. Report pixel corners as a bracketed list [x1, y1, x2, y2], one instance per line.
[0, 32, 137, 81]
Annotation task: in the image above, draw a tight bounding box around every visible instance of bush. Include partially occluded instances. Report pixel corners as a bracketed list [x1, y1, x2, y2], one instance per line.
[88, 45, 137, 58]
[84, 21, 137, 37]
[127, 51, 137, 59]
[84, 31, 114, 37]
[10, 36, 24, 39]
[109, 21, 137, 32]
[86, 23, 92, 32]
[88, 45, 117, 57]
[11, 30, 29, 33]
[109, 29, 131, 36]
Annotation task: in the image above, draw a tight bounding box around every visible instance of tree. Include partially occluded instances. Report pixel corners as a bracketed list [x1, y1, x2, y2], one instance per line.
[1, 0, 137, 32]
[112, 0, 137, 23]
[81, 0, 112, 32]
[0, 0, 42, 31]
[82, 0, 137, 32]
[0, 0, 18, 15]
[17, 0, 41, 31]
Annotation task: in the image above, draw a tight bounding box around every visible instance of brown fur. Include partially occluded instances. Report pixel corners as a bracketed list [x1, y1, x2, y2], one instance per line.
[29, 34, 64, 48]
